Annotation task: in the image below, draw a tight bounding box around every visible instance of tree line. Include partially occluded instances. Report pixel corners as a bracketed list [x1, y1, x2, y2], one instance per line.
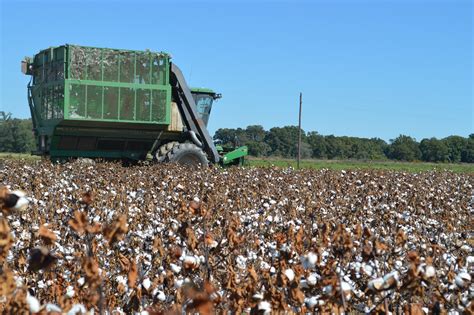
[215, 125, 474, 163]
[1, 112, 473, 163]
[0, 112, 35, 153]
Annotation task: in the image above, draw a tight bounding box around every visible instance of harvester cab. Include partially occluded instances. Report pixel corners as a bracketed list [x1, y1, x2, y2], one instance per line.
[21, 44, 247, 167]
[190, 88, 221, 127]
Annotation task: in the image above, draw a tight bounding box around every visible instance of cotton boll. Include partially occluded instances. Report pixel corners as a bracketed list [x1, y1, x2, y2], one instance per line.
[284, 269, 295, 282]
[44, 304, 62, 312]
[368, 278, 384, 291]
[157, 291, 166, 302]
[362, 263, 373, 276]
[340, 281, 352, 300]
[11, 190, 29, 211]
[77, 277, 85, 286]
[455, 272, 471, 288]
[305, 296, 319, 308]
[170, 263, 181, 274]
[174, 279, 184, 288]
[67, 304, 87, 315]
[322, 285, 333, 295]
[301, 252, 317, 269]
[382, 271, 399, 289]
[26, 293, 40, 313]
[252, 293, 264, 300]
[142, 278, 151, 290]
[307, 273, 318, 286]
[183, 256, 200, 270]
[66, 285, 75, 298]
[424, 265, 436, 279]
[258, 301, 271, 314]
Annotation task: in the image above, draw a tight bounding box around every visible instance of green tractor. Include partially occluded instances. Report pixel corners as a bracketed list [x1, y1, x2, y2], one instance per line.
[21, 44, 247, 166]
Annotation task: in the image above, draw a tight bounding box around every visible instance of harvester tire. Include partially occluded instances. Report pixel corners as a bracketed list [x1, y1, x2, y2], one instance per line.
[155, 141, 179, 163]
[166, 143, 208, 167]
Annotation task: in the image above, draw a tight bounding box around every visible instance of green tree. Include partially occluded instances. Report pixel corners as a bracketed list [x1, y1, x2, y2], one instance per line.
[386, 135, 421, 161]
[265, 126, 304, 158]
[324, 135, 351, 159]
[0, 112, 35, 153]
[214, 128, 247, 146]
[443, 135, 467, 163]
[0, 112, 15, 152]
[245, 125, 267, 142]
[244, 125, 270, 156]
[461, 136, 474, 163]
[246, 141, 271, 157]
[307, 132, 327, 158]
[419, 138, 450, 162]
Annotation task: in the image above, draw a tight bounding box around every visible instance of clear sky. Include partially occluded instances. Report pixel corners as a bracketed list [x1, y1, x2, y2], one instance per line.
[0, 0, 472, 141]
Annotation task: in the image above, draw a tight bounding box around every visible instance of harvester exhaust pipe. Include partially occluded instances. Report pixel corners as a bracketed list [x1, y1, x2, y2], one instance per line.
[188, 131, 203, 148]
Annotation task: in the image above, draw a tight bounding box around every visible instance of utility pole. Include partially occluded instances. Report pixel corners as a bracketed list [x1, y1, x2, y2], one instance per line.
[297, 92, 302, 169]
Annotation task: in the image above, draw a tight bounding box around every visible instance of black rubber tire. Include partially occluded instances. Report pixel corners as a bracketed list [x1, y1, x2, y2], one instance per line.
[155, 141, 179, 163]
[166, 142, 209, 167]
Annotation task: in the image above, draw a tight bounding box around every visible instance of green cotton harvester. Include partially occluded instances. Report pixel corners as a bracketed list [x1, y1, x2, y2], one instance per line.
[21, 44, 247, 166]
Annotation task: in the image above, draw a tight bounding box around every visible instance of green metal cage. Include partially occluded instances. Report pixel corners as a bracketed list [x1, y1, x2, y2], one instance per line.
[30, 45, 171, 125]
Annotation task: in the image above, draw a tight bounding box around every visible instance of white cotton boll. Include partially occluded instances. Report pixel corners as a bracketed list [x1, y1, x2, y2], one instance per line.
[184, 255, 200, 269]
[341, 281, 352, 292]
[66, 304, 87, 315]
[66, 285, 75, 297]
[301, 252, 318, 269]
[341, 281, 352, 300]
[466, 256, 474, 266]
[258, 301, 271, 314]
[284, 269, 295, 282]
[77, 277, 86, 286]
[174, 279, 184, 288]
[362, 263, 374, 276]
[26, 293, 41, 313]
[300, 279, 309, 288]
[12, 190, 29, 211]
[116, 275, 127, 286]
[45, 304, 62, 312]
[307, 273, 318, 286]
[424, 265, 436, 279]
[170, 263, 181, 274]
[368, 278, 384, 291]
[455, 272, 471, 288]
[157, 290, 166, 301]
[236, 255, 247, 269]
[460, 245, 471, 253]
[140, 312, 149, 315]
[382, 271, 399, 289]
[252, 293, 264, 300]
[142, 278, 151, 290]
[208, 240, 218, 248]
[305, 296, 319, 308]
[322, 285, 333, 295]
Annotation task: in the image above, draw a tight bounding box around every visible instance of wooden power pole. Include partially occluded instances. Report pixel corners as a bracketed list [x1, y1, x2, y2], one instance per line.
[297, 92, 302, 169]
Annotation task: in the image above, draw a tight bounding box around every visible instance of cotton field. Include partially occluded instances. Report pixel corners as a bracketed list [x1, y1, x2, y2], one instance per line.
[0, 160, 473, 314]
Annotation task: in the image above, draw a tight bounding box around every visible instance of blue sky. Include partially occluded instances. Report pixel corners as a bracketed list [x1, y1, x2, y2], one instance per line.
[0, 0, 472, 141]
